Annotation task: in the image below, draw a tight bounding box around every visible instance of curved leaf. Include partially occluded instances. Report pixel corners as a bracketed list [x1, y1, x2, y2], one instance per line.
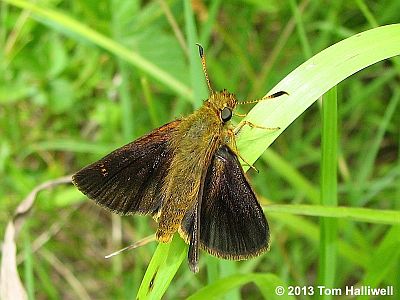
[237, 24, 400, 165]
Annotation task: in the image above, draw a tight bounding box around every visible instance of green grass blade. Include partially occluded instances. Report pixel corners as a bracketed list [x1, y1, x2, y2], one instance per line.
[318, 86, 338, 299]
[4, 0, 192, 101]
[198, 0, 221, 49]
[117, 61, 135, 141]
[136, 234, 186, 300]
[141, 77, 160, 128]
[34, 260, 59, 299]
[265, 204, 400, 225]
[355, 0, 379, 27]
[396, 125, 400, 298]
[358, 227, 400, 300]
[269, 213, 370, 267]
[354, 88, 400, 202]
[184, 0, 207, 107]
[289, 0, 312, 58]
[29, 140, 113, 155]
[261, 149, 320, 204]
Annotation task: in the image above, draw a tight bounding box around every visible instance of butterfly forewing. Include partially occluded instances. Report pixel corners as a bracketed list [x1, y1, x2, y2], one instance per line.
[181, 145, 269, 260]
[72, 120, 180, 216]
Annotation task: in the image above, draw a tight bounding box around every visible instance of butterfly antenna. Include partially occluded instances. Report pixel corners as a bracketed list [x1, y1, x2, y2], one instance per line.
[105, 234, 156, 259]
[196, 43, 214, 95]
[238, 90, 289, 105]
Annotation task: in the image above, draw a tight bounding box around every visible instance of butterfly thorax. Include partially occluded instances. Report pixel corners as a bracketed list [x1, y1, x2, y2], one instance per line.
[156, 92, 235, 243]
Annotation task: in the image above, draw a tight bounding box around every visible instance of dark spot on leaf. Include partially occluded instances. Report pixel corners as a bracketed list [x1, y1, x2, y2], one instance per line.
[148, 270, 157, 292]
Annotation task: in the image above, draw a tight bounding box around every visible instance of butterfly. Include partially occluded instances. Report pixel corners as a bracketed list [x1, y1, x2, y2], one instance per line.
[72, 44, 287, 272]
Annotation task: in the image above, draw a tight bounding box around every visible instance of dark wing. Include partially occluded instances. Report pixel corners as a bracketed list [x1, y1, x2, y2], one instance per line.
[72, 120, 180, 215]
[180, 145, 269, 260]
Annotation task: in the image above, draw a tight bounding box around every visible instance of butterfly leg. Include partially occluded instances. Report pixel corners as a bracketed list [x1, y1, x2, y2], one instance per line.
[225, 128, 259, 172]
[234, 120, 280, 136]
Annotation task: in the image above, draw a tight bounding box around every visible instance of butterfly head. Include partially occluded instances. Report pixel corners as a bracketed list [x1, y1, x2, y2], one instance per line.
[207, 89, 237, 123]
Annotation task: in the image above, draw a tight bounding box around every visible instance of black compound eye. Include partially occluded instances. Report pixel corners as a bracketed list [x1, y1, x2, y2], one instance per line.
[220, 107, 232, 122]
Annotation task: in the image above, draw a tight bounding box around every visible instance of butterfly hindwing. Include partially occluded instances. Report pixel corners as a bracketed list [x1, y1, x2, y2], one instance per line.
[72, 120, 180, 216]
[180, 145, 269, 260]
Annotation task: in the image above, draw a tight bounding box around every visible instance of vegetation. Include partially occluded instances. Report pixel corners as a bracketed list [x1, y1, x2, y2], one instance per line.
[1, 0, 399, 299]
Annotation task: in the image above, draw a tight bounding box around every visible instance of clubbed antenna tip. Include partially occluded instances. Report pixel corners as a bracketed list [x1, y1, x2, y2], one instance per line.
[238, 90, 289, 105]
[196, 43, 204, 57]
[195, 43, 213, 94]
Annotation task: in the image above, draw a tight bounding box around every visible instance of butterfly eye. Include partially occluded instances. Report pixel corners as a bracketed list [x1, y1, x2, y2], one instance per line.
[220, 107, 232, 122]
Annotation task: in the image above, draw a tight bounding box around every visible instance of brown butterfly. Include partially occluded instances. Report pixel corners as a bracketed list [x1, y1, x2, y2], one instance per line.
[72, 44, 287, 273]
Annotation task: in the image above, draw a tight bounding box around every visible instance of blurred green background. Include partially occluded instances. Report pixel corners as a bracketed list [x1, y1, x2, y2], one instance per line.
[1, 0, 399, 299]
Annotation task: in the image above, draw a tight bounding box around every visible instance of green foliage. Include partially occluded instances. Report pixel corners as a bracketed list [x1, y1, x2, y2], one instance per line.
[1, 0, 399, 299]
